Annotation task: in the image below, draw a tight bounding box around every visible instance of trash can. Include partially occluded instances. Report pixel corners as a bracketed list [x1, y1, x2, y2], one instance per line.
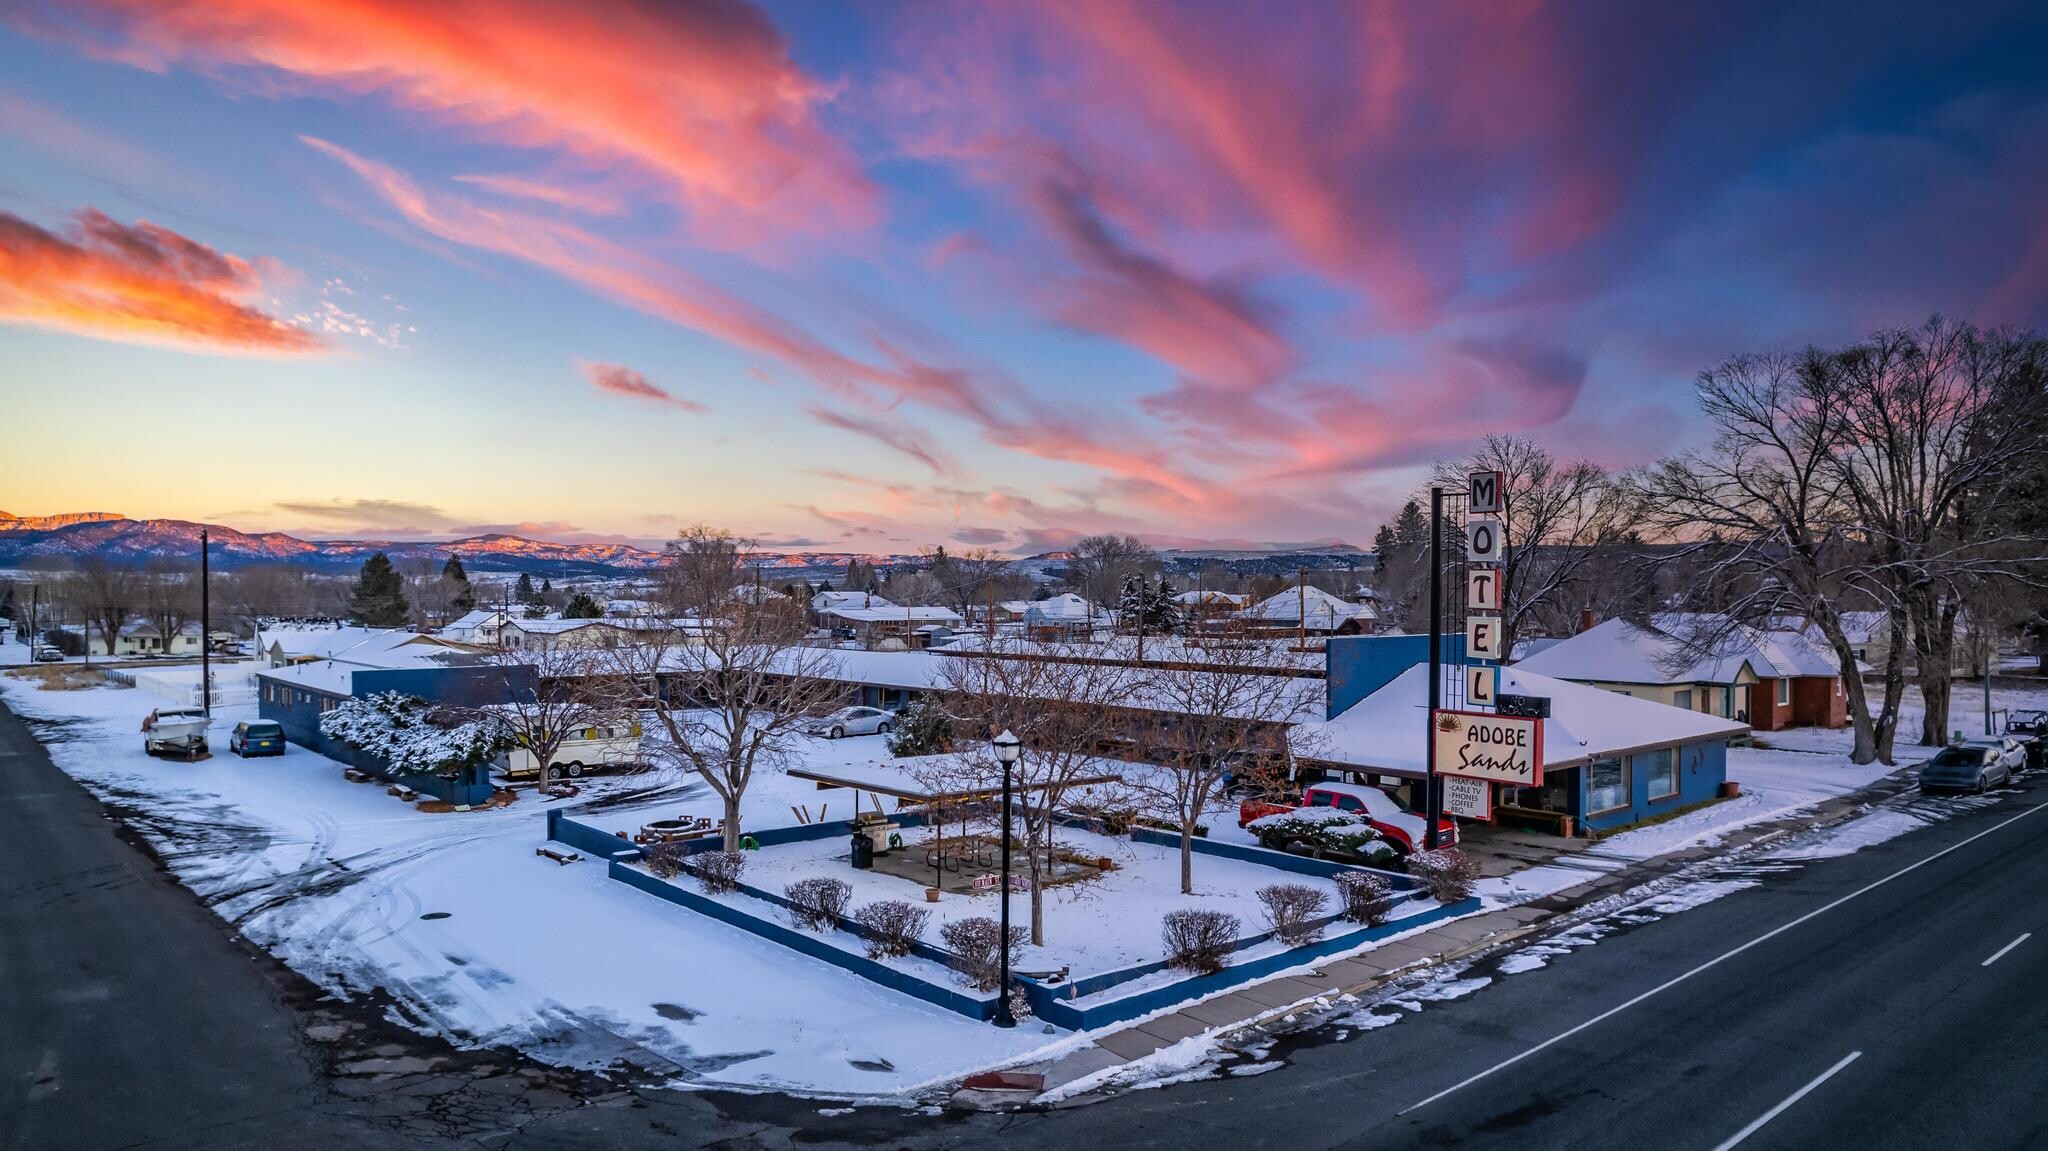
[850, 830, 874, 870]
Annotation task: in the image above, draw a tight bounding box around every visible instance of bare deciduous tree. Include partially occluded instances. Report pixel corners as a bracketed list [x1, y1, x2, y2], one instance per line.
[605, 595, 844, 851]
[68, 556, 140, 659]
[657, 524, 745, 618]
[1065, 534, 1158, 619]
[468, 640, 630, 783]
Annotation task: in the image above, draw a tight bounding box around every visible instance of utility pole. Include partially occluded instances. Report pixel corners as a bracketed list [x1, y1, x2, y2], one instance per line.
[1296, 567, 1306, 651]
[1425, 488, 1444, 851]
[201, 528, 212, 718]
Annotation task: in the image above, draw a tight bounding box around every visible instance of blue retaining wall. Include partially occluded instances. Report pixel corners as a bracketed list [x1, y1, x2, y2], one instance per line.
[607, 859, 999, 1020]
[1022, 895, 1481, 1031]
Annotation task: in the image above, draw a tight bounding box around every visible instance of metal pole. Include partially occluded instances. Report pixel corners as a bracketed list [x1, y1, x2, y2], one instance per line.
[994, 758, 1016, 1027]
[1425, 487, 1444, 851]
[1984, 627, 1993, 736]
[201, 528, 211, 718]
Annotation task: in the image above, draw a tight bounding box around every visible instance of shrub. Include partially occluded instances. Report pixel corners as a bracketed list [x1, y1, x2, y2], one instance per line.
[785, 877, 853, 932]
[851, 900, 931, 959]
[1256, 883, 1329, 945]
[1247, 807, 1395, 863]
[688, 849, 747, 894]
[1161, 908, 1240, 974]
[885, 696, 954, 757]
[644, 838, 689, 879]
[939, 916, 1030, 990]
[1407, 848, 1479, 903]
[1335, 871, 1396, 925]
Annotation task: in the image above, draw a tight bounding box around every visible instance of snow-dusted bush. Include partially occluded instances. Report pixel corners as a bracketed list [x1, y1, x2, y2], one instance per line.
[1246, 807, 1398, 864]
[1256, 883, 1329, 945]
[939, 916, 1030, 991]
[318, 692, 512, 778]
[1407, 848, 1479, 903]
[1335, 871, 1396, 925]
[785, 877, 853, 932]
[851, 900, 931, 959]
[687, 850, 747, 894]
[1162, 908, 1240, 974]
[884, 696, 953, 758]
[644, 839, 689, 879]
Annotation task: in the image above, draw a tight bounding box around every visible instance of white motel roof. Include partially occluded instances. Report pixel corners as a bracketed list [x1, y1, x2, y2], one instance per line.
[1293, 663, 1749, 777]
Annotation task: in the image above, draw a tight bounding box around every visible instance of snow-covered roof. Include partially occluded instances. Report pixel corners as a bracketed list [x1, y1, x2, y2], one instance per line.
[1296, 663, 1748, 776]
[1174, 590, 1248, 606]
[1240, 585, 1377, 626]
[1512, 615, 1839, 685]
[811, 590, 895, 612]
[256, 658, 363, 695]
[1509, 636, 1565, 662]
[262, 626, 471, 665]
[443, 609, 505, 632]
[819, 604, 965, 625]
[728, 583, 792, 603]
[500, 616, 692, 634]
[1023, 593, 1100, 623]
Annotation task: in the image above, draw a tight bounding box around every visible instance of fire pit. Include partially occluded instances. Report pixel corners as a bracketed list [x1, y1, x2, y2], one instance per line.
[639, 817, 719, 844]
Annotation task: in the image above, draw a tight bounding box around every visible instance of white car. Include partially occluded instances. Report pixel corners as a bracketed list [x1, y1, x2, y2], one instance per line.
[807, 706, 895, 739]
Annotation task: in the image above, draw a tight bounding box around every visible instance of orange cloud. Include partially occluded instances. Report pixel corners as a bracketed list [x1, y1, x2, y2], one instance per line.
[580, 361, 707, 413]
[0, 207, 320, 354]
[37, 0, 875, 242]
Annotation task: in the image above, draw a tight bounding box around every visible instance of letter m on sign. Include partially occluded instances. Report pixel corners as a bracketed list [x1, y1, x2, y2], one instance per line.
[1469, 471, 1505, 514]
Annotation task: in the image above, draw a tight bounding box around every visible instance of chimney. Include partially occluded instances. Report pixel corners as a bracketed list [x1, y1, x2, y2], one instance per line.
[1578, 608, 1597, 635]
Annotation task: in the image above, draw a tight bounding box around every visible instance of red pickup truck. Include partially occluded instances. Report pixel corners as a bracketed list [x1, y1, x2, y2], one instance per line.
[1240, 781, 1460, 852]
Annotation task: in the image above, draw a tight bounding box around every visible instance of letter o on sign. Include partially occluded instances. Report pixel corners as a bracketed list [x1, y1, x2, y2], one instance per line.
[1466, 516, 1502, 562]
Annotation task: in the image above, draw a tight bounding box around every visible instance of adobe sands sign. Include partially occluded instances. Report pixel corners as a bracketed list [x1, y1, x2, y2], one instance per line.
[1432, 709, 1544, 786]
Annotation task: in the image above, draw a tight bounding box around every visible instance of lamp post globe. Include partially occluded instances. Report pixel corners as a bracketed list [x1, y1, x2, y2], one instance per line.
[992, 730, 1021, 1027]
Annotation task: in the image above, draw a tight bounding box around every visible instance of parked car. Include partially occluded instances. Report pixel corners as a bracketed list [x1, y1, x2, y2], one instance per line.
[229, 720, 286, 757]
[805, 706, 895, 739]
[498, 722, 644, 781]
[33, 645, 63, 663]
[1239, 780, 1459, 852]
[2005, 711, 2048, 769]
[1919, 740, 2022, 794]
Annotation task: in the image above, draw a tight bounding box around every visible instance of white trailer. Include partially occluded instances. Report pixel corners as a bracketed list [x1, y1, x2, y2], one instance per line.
[499, 722, 643, 781]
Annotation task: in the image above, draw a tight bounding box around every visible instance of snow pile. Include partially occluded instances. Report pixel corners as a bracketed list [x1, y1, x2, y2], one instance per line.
[1767, 809, 1928, 860]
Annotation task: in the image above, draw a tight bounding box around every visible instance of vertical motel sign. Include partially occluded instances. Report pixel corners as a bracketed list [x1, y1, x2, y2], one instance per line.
[1443, 470, 1511, 820]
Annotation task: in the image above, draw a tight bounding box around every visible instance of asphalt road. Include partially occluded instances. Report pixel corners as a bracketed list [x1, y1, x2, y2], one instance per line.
[7, 690, 2046, 1150]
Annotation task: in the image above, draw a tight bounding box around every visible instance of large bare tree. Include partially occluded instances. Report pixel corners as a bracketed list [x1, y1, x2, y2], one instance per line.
[1126, 641, 1317, 893]
[939, 640, 1140, 944]
[1065, 534, 1158, 619]
[1431, 434, 1639, 657]
[468, 640, 630, 783]
[605, 598, 845, 851]
[657, 524, 745, 619]
[68, 556, 140, 659]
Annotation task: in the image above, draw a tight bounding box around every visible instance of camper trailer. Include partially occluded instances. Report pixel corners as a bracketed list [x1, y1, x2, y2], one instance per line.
[499, 722, 644, 781]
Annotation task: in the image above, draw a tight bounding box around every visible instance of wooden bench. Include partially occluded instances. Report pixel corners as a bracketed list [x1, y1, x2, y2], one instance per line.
[535, 846, 581, 866]
[1493, 806, 1574, 837]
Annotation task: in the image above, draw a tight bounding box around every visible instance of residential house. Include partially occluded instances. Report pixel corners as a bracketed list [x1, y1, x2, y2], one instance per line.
[79, 619, 204, 658]
[260, 626, 476, 668]
[440, 608, 509, 645]
[1022, 592, 1106, 641]
[815, 598, 966, 649]
[1239, 586, 1378, 636]
[1513, 614, 1848, 730]
[496, 615, 701, 652]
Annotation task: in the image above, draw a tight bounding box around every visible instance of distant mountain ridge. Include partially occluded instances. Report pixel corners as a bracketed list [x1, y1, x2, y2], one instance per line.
[0, 513, 1366, 578]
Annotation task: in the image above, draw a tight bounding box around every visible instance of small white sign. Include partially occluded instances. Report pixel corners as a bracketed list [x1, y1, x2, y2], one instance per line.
[1467, 567, 1502, 611]
[1466, 615, 1503, 661]
[1468, 470, 1505, 514]
[1467, 664, 1497, 707]
[1432, 709, 1543, 785]
[1466, 516, 1503, 563]
[1442, 774, 1493, 820]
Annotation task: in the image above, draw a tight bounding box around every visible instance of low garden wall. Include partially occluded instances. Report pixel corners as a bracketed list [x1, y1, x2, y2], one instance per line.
[548, 809, 1481, 1035]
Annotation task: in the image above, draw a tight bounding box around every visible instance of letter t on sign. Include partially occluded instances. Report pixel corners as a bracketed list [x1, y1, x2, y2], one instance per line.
[1469, 470, 1505, 515]
[1467, 568, 1501, 611]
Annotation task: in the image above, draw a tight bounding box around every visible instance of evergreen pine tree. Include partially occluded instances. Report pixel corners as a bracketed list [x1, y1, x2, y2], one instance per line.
[442, 555, 476, 613]
[1031, 582, 1053, 601]
[348, 553, 410, 627]
[1150, 578, 1184, 633]
[562, 592, 603, 619]
[1117, 574, 1145, 624]
[514, 572, 537, 605]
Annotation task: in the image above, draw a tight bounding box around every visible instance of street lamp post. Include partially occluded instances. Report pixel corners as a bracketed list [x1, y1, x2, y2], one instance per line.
[991, 729, 1021, 1028]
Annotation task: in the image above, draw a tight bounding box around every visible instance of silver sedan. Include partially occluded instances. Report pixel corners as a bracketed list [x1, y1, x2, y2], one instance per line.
[806, 706, 896, 739]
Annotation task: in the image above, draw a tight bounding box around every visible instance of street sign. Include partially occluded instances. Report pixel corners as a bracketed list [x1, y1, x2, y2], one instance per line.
[1432, 708, 1544, 785]
[1468, 471, 1505, 514]
[1466, 567, 1501, 611]
[1497, 692, 1551, 719]
[1465, 615, 1503, 661]
[1466, 515, 1503, 562]
[1466, 664, 1497, 707]
[1442, 773, 1493, 820]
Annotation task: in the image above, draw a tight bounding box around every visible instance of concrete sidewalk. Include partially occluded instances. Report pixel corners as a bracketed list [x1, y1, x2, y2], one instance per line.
[980, 763, 1919, 1107]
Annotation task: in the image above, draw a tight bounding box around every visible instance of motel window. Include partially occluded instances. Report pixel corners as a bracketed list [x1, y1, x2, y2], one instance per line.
[1672, 689, 1693, 710]
[1588, 756, 1629, 813]
[1777, 679, 1791, 707]
[1641, 748, 1679, 801]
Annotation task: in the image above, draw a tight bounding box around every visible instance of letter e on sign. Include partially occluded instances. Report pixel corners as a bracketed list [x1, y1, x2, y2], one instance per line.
[1466, 616, 1503, 660]
[1466, 516, 1503, 563]
[1467, 664, 1497, 706]
[1467, 568, 1501, 611]
[1468, 471, 1505, 514]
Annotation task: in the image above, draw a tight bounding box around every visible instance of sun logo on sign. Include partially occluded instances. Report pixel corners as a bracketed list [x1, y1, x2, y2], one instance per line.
[1436, 713, 1463, 734]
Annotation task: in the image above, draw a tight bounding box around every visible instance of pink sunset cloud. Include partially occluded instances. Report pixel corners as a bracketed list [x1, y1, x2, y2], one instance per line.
[580, 362, 707, 413]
